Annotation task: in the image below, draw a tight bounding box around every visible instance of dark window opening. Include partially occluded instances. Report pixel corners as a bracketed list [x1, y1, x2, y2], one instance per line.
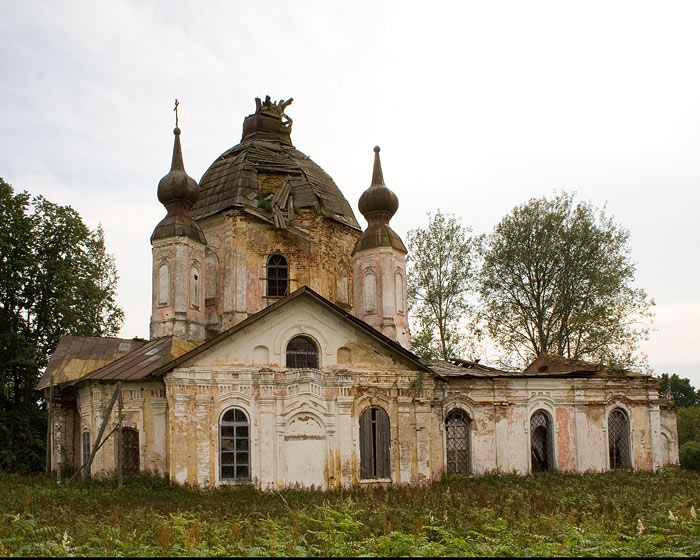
[608, 408, 631, 469]
[220, 408, 250, 480]
[82, 430, 91, 467]
[122, 428, 139, 474]
[267, 254, 288, 297]
[530, 410, 554, 471]
[446, 409, 471, 475]
[286, 335, 319, 369]
[360, 407, 391, 479]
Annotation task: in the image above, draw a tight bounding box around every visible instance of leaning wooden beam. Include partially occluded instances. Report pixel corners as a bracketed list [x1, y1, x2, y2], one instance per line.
[117, 389, 123, 487]
[45, 377, 54, 473]
[82, 381, 122, 484]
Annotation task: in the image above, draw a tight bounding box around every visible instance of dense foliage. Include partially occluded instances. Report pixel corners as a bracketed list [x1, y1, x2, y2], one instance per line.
[478, 192, 654, 369]
[0, 470, 698, 556]
[407, 211, 477, 360]
[659, 373, 700, 408]
[0, 178, 123, 472]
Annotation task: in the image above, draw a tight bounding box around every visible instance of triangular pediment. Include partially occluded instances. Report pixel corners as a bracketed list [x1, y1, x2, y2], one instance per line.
[159, 287, 434, 375]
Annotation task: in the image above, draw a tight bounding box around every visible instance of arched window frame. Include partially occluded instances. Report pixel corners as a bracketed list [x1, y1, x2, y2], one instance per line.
[608, 407, 632, 470]
[445, 408, 471, 475]
[219, 407, 251, 482]
[266, 253, 289, 298]
[285, 335, 319, 369]
[359, 406, 391, 480]
[529, 409, 555, 472]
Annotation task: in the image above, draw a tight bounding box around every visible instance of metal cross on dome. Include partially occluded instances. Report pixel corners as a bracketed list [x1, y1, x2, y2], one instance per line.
[173, 98, 179, 127]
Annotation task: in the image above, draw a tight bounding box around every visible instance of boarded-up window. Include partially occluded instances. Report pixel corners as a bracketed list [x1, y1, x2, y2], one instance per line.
[267, 254, 288, 297]
[395, 271, 404, 314]
[608, 408, 631, 469]
[363, 272, 377, 314]
[360, 407, 390, 479]
[286, 336, 318, 369]
[446, 410, 470, 474]
[158, 263, 169, 305]
[82, 430, 91, 467]
[220, 408, 250, 480]
[122, 428, 139, 474]
[530, 410, 554, 471]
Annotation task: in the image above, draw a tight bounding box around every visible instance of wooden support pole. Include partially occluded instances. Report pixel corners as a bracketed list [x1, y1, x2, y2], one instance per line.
[117, 388, 123, 487]
[82, 381, 122, 485]
[55, 421, 62, 485]
[45, 377, 54, 474]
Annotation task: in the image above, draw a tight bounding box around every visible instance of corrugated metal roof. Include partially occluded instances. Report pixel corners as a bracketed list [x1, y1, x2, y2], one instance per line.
[36, 336, 147, 390]
[66, 337, 198, 385]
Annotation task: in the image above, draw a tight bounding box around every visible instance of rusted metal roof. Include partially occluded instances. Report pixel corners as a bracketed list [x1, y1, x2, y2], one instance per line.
[36, 336, 147, 390]
[65, 336, 198, 385]
[191, 100, 361, 231]
[523, 354, 648, 378]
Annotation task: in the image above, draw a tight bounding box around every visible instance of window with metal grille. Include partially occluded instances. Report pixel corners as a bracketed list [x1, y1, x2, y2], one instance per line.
[446, 409, 471, 475]
[530, 410, 554, 471]
[220, 408, 250, 480]
[286, 336, 319, 369]
[122, 428, 139, 474]
[360, 407, 391, 479]
[608, 408, 631, 469]
[82, 430, 91, 467]
[267, 254, 288, 297]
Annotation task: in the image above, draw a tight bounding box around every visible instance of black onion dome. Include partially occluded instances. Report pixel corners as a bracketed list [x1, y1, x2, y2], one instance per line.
[352, 146, 406, 255]
[191, 96, 360, 230]
[151, 127, 206, 244]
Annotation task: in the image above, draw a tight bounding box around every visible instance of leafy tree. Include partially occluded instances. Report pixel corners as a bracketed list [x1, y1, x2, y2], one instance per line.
[0, 177, 123, 471]
[677, 407, 700, 446]
[477, 191, 653, 369]
[658, 373, 699, 408]
[407, 210, 477, 360]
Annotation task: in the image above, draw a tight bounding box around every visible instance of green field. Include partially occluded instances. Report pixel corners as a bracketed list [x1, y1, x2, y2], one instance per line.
[1, 469, 699, 557]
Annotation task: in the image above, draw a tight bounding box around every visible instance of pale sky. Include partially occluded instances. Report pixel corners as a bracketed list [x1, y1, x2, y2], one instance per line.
[1, 0, 698, 385]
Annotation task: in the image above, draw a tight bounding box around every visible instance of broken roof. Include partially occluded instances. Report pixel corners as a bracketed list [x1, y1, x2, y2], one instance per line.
[36, 336, 148, 390]
[61, 336, 198, 386]
[191, 98, 361, 231]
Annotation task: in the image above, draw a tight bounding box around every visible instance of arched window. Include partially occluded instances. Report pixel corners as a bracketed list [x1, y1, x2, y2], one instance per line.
[190, 265, 200, 309]
[121, 428, 139, 474]
[360, 407, 391, 479]
[445, 409, 471, 475]
[82, 430, 91, 467]
[608, 408, 631, 469]
[286, 336, 319, 368]
[220, 408, 250, 480]
[363, 271, 377, 314]
[267, 254, 288, 297]
[530, 410, 554, 471]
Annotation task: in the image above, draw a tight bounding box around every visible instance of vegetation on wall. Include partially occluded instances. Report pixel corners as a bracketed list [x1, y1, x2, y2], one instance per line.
[0, 177, 124, 473]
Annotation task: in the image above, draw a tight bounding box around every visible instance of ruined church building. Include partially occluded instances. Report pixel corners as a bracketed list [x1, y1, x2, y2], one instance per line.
[39, 97, 679, 488]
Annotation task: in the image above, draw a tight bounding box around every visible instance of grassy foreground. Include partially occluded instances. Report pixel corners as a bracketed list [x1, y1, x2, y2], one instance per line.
[0, 469, 699, 557]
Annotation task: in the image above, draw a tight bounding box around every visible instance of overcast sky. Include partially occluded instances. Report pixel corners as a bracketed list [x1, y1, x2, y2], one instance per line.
[1, 0, 698, 384]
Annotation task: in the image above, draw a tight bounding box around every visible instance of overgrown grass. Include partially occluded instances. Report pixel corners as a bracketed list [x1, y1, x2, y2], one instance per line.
[1, 468, 699, 556]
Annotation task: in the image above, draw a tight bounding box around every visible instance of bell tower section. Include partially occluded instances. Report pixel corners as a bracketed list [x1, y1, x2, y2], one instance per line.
[150, 115, 207, 341]
[352, 147, 411, 348]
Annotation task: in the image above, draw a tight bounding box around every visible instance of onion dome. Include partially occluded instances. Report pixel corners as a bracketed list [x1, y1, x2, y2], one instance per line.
[352, 147, 406, 254]
[151, 126, 207, 244]
[191, 96, 360, 231]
